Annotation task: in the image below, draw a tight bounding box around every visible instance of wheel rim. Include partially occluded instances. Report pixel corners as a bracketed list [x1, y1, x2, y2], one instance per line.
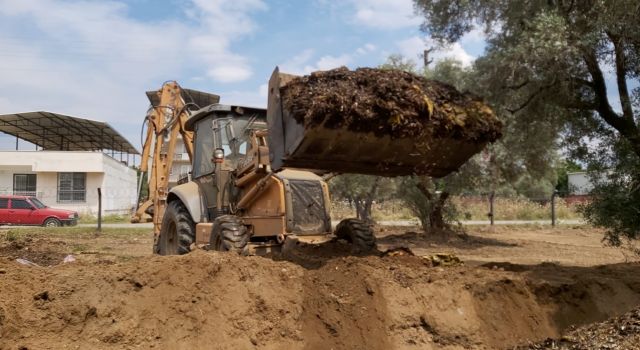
[46, 220, 58, 227]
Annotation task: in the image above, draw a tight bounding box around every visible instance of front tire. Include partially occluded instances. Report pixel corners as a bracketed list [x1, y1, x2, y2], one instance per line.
[209, 215, 250, 254]
[335, 218, 377, 253]
[43, 218, 61, 227]
[156, 201, 195, 255]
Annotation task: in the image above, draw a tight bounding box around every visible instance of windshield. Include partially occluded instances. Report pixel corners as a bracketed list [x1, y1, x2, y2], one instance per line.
[29, 197, 47, 209]
[191, 112, 267, 178]
[216, 116, 266, 165]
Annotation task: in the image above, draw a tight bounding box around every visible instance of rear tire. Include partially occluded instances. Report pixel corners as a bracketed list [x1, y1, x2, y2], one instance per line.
[210, 215, 250, 254]
[156, 201, 195, 255]
[335, 218, 376, 253]
[43, 218, 61, 227]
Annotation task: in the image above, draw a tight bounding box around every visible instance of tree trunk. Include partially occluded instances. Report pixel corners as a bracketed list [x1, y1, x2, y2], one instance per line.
[429, 191, 450, 229]
[415, 177, 451, 230]
[355, 178, 381, 223]
[354, 199, 364, 220]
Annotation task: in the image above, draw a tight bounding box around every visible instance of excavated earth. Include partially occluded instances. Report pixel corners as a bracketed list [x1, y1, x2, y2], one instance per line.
[281, 67, 502, 142]
[2, 238, 640, 350]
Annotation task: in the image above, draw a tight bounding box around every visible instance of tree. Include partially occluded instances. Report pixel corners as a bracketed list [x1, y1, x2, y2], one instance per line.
[379, 54, 418, 73]
[414, 0, 640, 242]
[381, 54, 561, 231]
[328, 174, 393, 223]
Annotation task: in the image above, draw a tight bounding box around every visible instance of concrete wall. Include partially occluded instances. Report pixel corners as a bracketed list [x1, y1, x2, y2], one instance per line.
[100, 155, 137, 215]
[0, 151, 136, 215]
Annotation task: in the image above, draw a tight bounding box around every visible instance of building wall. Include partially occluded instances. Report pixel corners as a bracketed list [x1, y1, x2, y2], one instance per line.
[100, 155, 137, 215]
[0, 151, 137, 215]
[36, 172, 105, 215]
[0, 166, 34, 194]
[568, 172, 592, 195]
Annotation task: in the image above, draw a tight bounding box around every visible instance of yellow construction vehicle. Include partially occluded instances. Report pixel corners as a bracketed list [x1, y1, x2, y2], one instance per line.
[138, 69, 496, 255]
[132, 82, 219, 232]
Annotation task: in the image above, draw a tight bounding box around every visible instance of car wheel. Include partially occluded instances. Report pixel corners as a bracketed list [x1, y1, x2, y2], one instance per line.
[43, 218, 62, 227]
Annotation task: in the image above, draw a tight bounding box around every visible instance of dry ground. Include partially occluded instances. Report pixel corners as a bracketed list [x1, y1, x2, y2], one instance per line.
[1, 225, 639, 350]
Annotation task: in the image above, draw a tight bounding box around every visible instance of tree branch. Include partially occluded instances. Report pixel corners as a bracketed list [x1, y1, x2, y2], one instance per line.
[607, 31, 635, 122]
[583, 49, 640, 156]
[507, 79, 557, 114]
[504, 78, 530, 90]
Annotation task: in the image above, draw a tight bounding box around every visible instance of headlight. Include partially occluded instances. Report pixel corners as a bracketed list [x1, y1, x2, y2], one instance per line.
[68, 213, 76, 219]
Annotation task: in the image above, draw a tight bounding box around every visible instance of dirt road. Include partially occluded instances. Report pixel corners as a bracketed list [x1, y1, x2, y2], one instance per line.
[0, 226, 639, 349]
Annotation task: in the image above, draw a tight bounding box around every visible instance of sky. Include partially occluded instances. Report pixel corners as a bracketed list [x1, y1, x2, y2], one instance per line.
[0, 0, 486, 152]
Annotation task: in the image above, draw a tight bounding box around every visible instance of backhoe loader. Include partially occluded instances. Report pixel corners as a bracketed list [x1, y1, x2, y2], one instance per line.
[141, 68, 498, 255]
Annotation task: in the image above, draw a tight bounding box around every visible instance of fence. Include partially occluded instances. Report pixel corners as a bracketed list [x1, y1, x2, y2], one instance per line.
[332, 191, 585, 226]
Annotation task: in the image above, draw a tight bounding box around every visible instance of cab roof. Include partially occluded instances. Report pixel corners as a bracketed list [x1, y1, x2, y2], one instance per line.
[185, 104, 266, 131]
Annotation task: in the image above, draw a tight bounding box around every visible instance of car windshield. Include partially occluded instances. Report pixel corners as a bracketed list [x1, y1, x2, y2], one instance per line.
[29, 197, 47, 209]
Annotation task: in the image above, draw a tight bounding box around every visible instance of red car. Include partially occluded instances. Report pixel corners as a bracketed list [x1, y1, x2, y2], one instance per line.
[0, 195, 78, 227]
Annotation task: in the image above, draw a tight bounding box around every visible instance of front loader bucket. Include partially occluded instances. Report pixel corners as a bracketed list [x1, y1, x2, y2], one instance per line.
[266, 67, 491, 178]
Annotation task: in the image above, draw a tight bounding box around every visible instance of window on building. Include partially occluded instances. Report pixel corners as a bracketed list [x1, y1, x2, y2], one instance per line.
[0, 198, 8, 209]
[57, 172, 86, 203]
[11, 199, 32, 209]
[13, 174, 37, 196]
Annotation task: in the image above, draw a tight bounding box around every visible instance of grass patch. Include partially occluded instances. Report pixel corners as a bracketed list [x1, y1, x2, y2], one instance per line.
[1, 226, 151, 241]
[78, 214, 130, 224]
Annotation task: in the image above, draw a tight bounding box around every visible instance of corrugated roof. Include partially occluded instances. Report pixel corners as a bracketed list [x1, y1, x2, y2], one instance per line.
[0, 111, 139, 154]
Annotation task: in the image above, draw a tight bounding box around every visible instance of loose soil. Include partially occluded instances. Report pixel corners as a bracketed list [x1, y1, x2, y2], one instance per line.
[1, 226, 640, 349]
[281, 67, 502, 142]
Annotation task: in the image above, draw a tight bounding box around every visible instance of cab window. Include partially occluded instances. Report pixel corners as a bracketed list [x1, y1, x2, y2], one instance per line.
[0, 198, 8, 209]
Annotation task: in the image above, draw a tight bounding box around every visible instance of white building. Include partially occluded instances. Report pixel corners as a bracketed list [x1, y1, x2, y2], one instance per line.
[567, 172, 592, 195]
[168, 135, 192, 187]
[0, 151, 137, 215]
[567, 171, 613, 196]
[0, 111, 139, 215]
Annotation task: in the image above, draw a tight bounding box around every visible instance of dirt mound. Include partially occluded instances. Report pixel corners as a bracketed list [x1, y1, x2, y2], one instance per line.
[2, 244, 640, 349]
[281, 67, 502, 142]
[518, 307, 640, 349]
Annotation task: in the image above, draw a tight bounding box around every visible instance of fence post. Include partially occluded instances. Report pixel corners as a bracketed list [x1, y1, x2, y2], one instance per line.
[488, 191, 495, 226]
[551, 190, 558, 227]
[97, 188, 102, 232]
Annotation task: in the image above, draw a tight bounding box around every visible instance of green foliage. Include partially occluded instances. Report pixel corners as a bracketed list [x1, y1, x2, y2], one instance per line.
[414, 0, 640, 242]
[579, 135, 640, 245]
[380, 54, 418, 73]
[329, 174, 394, 222]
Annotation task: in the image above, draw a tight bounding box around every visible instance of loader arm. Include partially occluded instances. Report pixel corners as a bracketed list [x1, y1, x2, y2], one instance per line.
[131, 82, 220, 242]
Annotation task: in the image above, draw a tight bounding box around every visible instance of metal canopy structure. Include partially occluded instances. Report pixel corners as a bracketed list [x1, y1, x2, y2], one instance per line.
[0, 111, 139, 154]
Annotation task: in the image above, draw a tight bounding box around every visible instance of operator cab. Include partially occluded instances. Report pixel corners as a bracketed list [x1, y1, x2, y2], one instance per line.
[186, 104, 267, 179]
